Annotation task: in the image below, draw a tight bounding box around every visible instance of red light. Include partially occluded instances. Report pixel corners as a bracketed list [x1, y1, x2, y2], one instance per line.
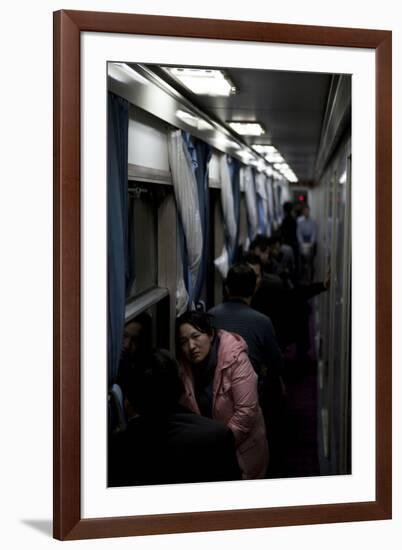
[299, 195, 305, 201]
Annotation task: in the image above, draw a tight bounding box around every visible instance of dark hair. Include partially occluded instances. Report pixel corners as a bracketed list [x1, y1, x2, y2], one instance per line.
[125, 312, 152, 351]
[176, 310, 215, 337]
[267, 235, 281, 247]
[225, 263, 257, 298]
[249, 234, 270, 253]
[283, 201, 294, 215]
[122, 349, 184, 416]
[243, 252, 263, 269]
[271, 230, 283, 244]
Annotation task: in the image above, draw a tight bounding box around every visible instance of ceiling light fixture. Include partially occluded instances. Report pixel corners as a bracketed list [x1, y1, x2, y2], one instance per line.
[228, 122, 265, 136]
[273, 162, 298, 183]
[252, 144, 285, 164]
[213, 135, 241, 150]
[252, 145, 268, 154]
[175, 110, 213, 131]
[238, 149, 256, 162]
[266, 152, 284, 163]
[252, 144, 276, 155]
[166, 68, 236, 97]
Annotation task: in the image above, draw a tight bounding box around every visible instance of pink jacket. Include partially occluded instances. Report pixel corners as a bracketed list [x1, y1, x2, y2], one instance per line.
[180, 330, 269, 479]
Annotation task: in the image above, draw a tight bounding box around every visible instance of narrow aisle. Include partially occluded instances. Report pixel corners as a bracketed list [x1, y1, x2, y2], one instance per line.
[281, 359, 320, 478]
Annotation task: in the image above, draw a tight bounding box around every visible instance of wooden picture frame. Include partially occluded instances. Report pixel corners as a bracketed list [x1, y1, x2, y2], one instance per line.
[53, 10, 392, 540]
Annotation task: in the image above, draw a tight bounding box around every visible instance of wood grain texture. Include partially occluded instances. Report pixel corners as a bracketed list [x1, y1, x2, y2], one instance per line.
[53, 9, 392, 540]
[53, 10, 81, 540]
[375, 32, 392, 518]
[66, 10, 389, 48]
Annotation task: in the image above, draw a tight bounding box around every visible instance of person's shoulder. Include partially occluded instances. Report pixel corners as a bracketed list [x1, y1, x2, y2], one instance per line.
[217, 329, 248, 358]
[244, 306, 275, 333]
[249, 307, 274, 326]
[172, 412, 231, 440]
[208, 302, 227, 316]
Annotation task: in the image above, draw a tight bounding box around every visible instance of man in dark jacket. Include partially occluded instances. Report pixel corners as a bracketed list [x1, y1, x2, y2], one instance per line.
[280, 201, 300, 279]
[209, 263, 283, 377]
[108, 349, 241, 486]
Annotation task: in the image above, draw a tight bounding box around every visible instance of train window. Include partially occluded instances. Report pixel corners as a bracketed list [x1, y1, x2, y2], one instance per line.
[126, 183, 163, 300]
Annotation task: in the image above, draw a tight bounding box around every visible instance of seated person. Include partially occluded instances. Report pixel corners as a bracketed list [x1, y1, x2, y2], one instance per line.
[108, 349, 241, 487]
[116, 312, 152, 389]
[177, 311, 268, 480]
[109, 313, 153, 433]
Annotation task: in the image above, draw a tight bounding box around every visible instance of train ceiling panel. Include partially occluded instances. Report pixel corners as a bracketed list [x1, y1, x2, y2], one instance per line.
[152, 66, 333, 184]
[111, 63, 349, 185]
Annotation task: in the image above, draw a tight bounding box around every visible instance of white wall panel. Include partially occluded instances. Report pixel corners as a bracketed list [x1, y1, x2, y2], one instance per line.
[128, 107, 170, 172]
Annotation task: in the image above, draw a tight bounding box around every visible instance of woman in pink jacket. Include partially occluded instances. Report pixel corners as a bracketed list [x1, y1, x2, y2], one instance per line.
[177, 311, 269, 480]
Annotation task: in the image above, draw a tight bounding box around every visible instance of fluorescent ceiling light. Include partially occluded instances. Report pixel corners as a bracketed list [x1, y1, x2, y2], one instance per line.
[175, 110, 213, 131]
[252, 144, 278, 155]
[252, 145, 272, 154]
[228, 122, 265, 136]
[273, 162, 298, 183]
[109, 63, 150, 85]
[249, 158, 266, 172]
[167, 68, 236, 97]
[252, 144, 285, 163]
[214, 135, 241, 150]
[284, 170, 298, 183]
[266, 152, 284, 163]
[238, 149, 256, 162]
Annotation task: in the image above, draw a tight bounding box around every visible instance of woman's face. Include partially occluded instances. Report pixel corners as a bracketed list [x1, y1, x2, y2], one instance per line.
[178, 323, 213, 364]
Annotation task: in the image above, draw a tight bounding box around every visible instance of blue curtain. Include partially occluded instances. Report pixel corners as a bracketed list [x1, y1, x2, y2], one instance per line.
[182, 132, 211, 307]
[107, 92, 129, 384]
[228, 156, 241, 264]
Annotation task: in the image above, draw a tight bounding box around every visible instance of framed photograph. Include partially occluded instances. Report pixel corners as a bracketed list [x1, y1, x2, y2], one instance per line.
[53, 10, 392, 540]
